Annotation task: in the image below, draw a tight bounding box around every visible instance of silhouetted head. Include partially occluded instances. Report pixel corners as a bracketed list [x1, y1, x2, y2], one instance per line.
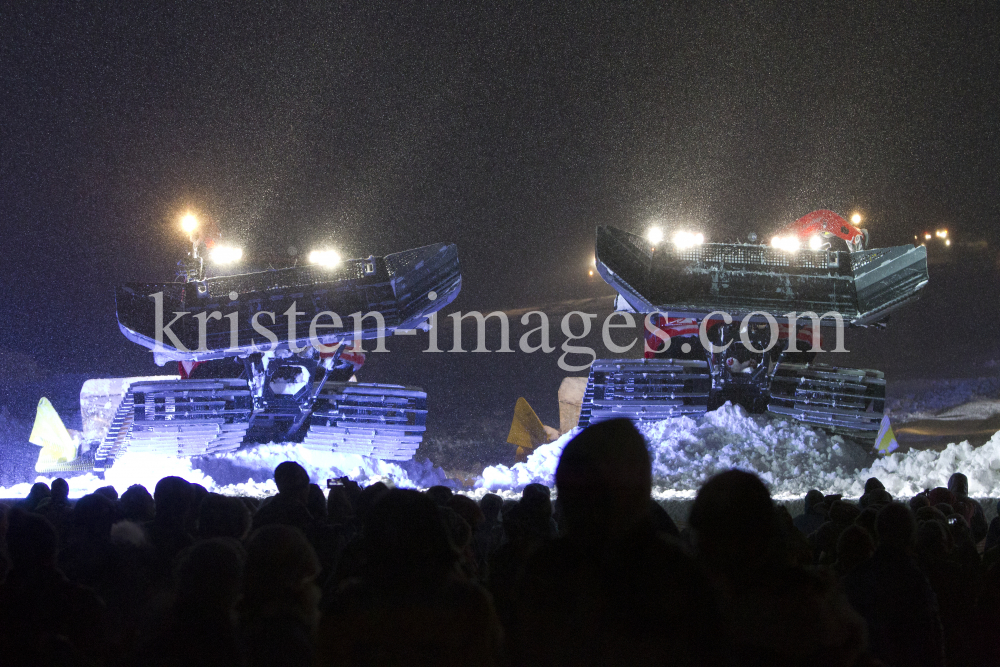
[855, 506, 878, 540]
[274, 461, 310, 497]
[354, 481, 390, 526]
[803, 489, 824, 513]
[875, 502, 917, 549]
[555, 418, 651, 539]
[439, 506, 472, 551]
[916, 519, 949, 560]
[50, 478, 70, 503]
[6, 509, 58, 572]
[689, 470, 782, 578]
[198, 493, 252, 541]
[504, 495, 553, 542]
[243, 525, 320, 625]
[915, 505, 949, 526]
[522, 483, 551, 503]
[909, 493, 930, 511]
[829, 499, 862, 525]
[175, 538, 245, 617]
[23, 482, 50, 510]
[326, 485, 353, 524]
[927, 487, 957, 509]
[364, 488, 458, 588]
[154, 476, 195, 525]
[426, 485, 454, 506]
[73, 492, 117, 539]
[120, 484, 155, 523]
[94, 485, 119, 502]
[306, 484, 327, 520]
[864, 477, 885, 494]
[947, 472, 970, 498]
[448, 494, 485, 531]
[479, 493, 502, 523]
[836, 524, 875, 572]
[861, 488, 893, 509]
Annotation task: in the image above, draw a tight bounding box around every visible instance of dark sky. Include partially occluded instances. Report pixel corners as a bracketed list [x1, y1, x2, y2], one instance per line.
[2, 2, 997, 375]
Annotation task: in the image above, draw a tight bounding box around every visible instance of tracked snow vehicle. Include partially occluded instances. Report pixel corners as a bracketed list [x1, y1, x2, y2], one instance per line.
[579, 210, 928, 447]
[35, 237, 461, 473]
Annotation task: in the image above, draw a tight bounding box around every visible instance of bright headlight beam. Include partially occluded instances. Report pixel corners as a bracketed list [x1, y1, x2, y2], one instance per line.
[771, 236, 800, 252]
[850, 213, 862, 225]
[180, 213, 199, 234]
[309, 249, 341, 267]
[672, 231, 705, 250]
[808, 235, 823, 250]
[647, 227, 664, 245]
[209, 246, 243, 264]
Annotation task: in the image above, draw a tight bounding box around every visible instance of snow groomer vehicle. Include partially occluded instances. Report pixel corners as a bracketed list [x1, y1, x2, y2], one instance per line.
[580, 210, 929, 449]
[33, 213, 461, 472]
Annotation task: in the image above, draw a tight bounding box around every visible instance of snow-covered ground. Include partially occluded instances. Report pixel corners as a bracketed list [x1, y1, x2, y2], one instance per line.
[481, 403, 1000, 501]
[4, 402, 1000, 504]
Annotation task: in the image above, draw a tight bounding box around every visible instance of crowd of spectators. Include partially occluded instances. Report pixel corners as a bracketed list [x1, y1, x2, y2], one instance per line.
[2, 418, 1000, 665]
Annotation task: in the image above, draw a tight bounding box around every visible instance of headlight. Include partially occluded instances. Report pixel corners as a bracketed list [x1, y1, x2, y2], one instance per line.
[771, 236, 800, 252]
[209, 246, 243, 264]
[180, 213, 198, 234]
[808, 235, 823, 250]
[309, 249, 341, 267]
[647, 227, 664, 245]
[672, 231, 705, 250]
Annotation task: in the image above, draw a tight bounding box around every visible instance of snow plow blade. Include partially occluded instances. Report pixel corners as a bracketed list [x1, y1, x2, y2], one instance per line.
[596, 226, 928, 325]
[115, 242, 461, 361]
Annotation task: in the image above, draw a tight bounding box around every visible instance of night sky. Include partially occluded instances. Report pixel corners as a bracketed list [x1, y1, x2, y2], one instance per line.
[2, 2, 998, 381]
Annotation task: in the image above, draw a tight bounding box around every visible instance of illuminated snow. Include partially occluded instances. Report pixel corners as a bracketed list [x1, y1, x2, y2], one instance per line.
[479, 403, 1000, 501]
[3, 404, 1000, 502]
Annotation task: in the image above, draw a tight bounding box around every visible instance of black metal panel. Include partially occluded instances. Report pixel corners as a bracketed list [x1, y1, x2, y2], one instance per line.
[116, 242, 461, 361]
[596, 226, 928, 325]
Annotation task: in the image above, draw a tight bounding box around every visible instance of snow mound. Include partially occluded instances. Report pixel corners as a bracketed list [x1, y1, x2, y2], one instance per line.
[838, 431, 1000, 499]
[477, 403, 872, 498]
[478, 403, 1000, 501]
[641, 403, 872, 500]
[0, 443, 452, 499]
[5, 405, 1000, 503]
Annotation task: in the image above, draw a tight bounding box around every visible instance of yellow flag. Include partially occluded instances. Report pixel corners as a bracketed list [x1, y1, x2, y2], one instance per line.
[29, 397, 79, 471]
[875, 415, 898, 454]
[507, 397, 552, 452]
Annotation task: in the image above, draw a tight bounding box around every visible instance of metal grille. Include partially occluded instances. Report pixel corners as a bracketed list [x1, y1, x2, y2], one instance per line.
[672, 243, 833, 269]
[199, 261, 372, 299]
[850, 247, 894, 272]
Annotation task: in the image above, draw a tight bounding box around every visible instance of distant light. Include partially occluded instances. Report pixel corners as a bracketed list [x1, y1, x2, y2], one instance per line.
[771, 236, 800, 252]
[924, 233, 932, 240]
[808, 235, 823, 250]
[181, 213, 199, 234]
[850, 213, 862, 226]
[647, 227, 664, 245]
[209, 246, 243, 264]
[945, 239, 951, 247]
[672, 231, 705, 250]
[935, 229, 948, 239]
[589, 270, 594, 276]
[309, 249, 341, 267]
